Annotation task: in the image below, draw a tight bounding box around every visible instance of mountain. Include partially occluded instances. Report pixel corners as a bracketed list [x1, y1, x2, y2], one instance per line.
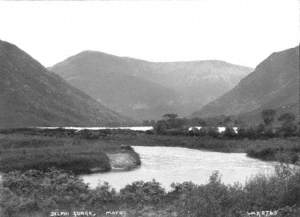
[0, 40, 132, 128]
[50, 51, 252, 120]
[193, 46, 299, 124]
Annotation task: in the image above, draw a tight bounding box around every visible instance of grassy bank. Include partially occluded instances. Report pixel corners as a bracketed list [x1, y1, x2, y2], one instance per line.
[0, 133, 141, 174]
[99, 132, 300, 163]
[246, 137, 300, 163]
[1, 128, 299, 172]
[1, 128, 300, 216]
[1, 166, 299, 217]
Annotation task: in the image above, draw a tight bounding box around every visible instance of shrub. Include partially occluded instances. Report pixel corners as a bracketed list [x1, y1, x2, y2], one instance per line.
[0, 169, 91, 216]
[88, 182, 118, 210]
[120, 180, 165, 205]
[207, 127, 219, 138]
[175, 172, 240, 217]
[163, 128, 185, 136]
[175, 168, 300, 217]
[153, 120, 168, 134]
[223, 127, 237, 138]
[1, 166, 300, 217]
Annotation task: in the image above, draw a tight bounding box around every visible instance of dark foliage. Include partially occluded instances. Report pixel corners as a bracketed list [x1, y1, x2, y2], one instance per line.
[1, 167, 299, 217]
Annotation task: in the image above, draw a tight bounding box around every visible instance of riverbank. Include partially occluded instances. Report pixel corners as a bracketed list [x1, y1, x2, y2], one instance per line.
[82, 146, 280, 190]
[0, 133, 141, 175]
[1, 128, 300, 217]
[101, 132, 300, 164]
[0, 128, 299, 175]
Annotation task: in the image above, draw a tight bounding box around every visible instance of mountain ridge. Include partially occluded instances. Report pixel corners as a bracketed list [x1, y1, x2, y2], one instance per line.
[0, 40, 133, 128]
[50, 50, 252, 120]
[192, 46, 299, 124]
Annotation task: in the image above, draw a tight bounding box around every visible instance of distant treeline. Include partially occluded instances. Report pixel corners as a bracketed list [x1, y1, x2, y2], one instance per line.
[146, 110, 300, 139]
[0, 127, 140, 140]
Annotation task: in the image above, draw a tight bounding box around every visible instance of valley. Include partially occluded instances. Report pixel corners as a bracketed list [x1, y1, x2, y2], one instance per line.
[0, 40, 299, 217]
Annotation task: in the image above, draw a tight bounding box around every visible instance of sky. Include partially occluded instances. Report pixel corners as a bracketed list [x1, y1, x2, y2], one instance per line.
[0, 0, 299, 68]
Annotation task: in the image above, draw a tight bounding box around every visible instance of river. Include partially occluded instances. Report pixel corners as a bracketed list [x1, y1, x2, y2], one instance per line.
[82, 146, 278, 191]
[38, 126, 153, 131]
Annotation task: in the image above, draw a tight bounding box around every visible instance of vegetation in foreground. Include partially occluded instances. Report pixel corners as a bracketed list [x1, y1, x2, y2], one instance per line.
[0, 164, 299, 217]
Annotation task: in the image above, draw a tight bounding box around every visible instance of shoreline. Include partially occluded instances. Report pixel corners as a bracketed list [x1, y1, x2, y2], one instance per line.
[0, 128, 299, 176]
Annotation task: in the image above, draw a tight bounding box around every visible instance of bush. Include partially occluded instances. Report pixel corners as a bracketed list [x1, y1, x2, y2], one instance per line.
[0, 169, 91, 216]
[88, 182, 118, 210]
[175, 172, 243, 217]
[207, 127, 219, 138]
[246, 140, 300, 163]
[223, 127, 237, 138]
[120, 180, 165, 205]
[1, 166, 300, 217]
[175, 168, 300, 217]
[163, 128, 186, 136]
[153, 120, 168, 134]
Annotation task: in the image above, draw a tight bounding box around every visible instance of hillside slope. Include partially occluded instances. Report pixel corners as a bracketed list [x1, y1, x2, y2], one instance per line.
[193, 46, 299, 122]
[50, 51, 252, 120]
[0, 40, 132, 128]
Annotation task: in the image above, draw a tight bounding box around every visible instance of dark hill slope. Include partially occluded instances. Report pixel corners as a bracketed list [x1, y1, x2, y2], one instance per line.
[193, 46, 299, 122]
[0, 40, 131, 128]
[50, 51, 179, 121]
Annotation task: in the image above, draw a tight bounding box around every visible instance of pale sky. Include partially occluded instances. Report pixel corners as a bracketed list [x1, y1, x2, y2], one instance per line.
[0, 0, 299, 68]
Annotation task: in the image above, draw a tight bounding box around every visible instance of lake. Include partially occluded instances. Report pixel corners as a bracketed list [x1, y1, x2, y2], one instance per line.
[82, 146, 278, 191]
[38, 126, 153, 131]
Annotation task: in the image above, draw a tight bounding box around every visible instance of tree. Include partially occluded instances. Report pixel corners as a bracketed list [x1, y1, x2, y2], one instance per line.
[143, 120, 151, 126]
[223, 116, 233, 127]
[161, 113, 186, 130]
[255, 123, 266, 137]
[278, 113, 296, 123]
[278, 112, 297, 137]
[198, 119, 207, 127]
[261, 109, 276, 126]
[207, 127, 219, 138]
[162, 113, 178, 120]
[153, 120, 168, 134]
[223, 127, 236, 138]
[189, 117, 207, 126]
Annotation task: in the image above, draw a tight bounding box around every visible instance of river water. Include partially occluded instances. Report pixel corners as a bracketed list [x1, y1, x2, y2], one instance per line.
[82, 146, 278, 191]
[38, 126, 153, 131]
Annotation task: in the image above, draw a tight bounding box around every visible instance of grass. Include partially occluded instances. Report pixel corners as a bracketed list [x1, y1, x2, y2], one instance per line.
[0, 133, 140, 174]
[0, 128, 300, 216]
[246, 138, 300, 163]
[0, 128, 299, 174]
[99, 133, 300, 163]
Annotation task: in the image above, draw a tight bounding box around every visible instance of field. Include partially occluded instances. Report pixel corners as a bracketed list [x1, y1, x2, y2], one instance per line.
[0, 131, 141, 174]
